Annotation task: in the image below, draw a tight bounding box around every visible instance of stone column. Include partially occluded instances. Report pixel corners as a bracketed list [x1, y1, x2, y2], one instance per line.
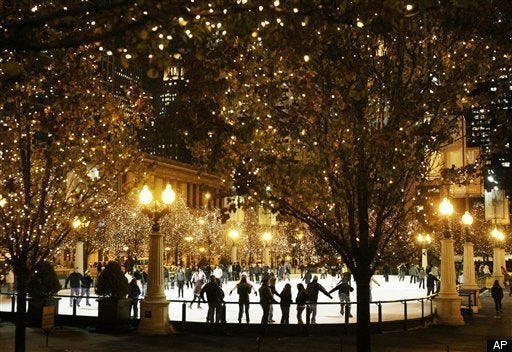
[461, 242, 480, 312]
[421, 247, 428, 270]
[493, 247, 505, 287]
[231, 244, 238, 264]
[74, 241, 84, 274]
[138, 221, 172, 335]
[435, 238, 464, 325]
[263, 246, 271, 267]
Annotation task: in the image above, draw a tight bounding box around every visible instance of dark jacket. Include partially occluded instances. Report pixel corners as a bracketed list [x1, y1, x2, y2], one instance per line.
[329, 281, 354, 295]
[234, 282, 253, 304]
[80, 274, 93, 289]
[280, 290, 292, 307]
[65, 272, 82, 288]
[306, 281, 332, 302]
[259, 283, 277, 305]
[200, 281, 224, 303]
[129, 280, 141, 299]
[491, 285, 504, 301]
[296, 290, 309, 306]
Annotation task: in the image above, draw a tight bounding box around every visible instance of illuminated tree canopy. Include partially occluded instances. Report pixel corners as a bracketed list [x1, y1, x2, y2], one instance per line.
[0, 45, 151, 352]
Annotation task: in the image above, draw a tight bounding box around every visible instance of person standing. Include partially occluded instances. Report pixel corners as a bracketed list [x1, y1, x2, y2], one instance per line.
[189, 278, 203, 309]
[175, 266, 186, 298]
[491, 279, 504, 317]
[398, 263, 407, 281]
[418, 267, 426, 289]
[64, 268, 82, 307]
[163, 266, 170, 290]
[5, 269, 14, 293]
[200, 275, 224, 323]
[79, 270, 93, 306]
[258, 277, 277, 325]
[329, 277, 354, 318]
[295, 283, 308, 324]
[306, 275, 332, 324]
[426, 273, 439, 295]
[229, 274, 256, 323]
[409, 264, 419, 284]
[382, 264, 390, 283]
[279, 283, 292, 324]
[302, 269, 312, 285]
[128, 277, 141, 318]
[191, 268, 206, 286]
[268, 274, 281, 323]
[185, 266, 193, 289]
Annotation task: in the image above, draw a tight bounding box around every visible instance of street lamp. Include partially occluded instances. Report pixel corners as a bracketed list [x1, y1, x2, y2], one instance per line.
[137, 184, 175, 335]
[72, 218, 86, 275]
[262, 231, 272, 267]
[491, 227, 506, 286]
[417, 234, 431, 269]
[228, 229, 239, 263]
[184, 236, 193, 267]
[436, 197, 464, 325]
[460, 210, 479, 311]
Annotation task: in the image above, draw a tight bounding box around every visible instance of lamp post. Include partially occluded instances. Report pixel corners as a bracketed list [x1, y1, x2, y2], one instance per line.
[417, 234, 431, 270]
[262, 231, 272, 267]
[460, 211, 479, 311]
[184, 236, 193, 267]
[72, 218, 86, 275]
[491, 227, 506, 286]
[228, 229, 239, 263]
[436, 197, 464, 325]
[137, 184, 175, 335]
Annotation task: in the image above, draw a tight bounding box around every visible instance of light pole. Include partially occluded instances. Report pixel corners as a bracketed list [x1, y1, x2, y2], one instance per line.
[72, 218, 86, 275]
[436, 197, 464, 325]
[417, 233, 431, 270]
[137, 184, 175, 335]
[461, 210, 479, 311]
[228, 229, 239, 263]
[262, 231, 272, 267]
[491, 227, 506, 286]
[184, 236, 193, 267]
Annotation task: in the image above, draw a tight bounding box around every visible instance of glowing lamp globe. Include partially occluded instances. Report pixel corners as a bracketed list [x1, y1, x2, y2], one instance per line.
[139, 185, 153, 205]
[461, 211, 474, 226]
[161, 184, 176, 205]
[439, 197, 454, 217]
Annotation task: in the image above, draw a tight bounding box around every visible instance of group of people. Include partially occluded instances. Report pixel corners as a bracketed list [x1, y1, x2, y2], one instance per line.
[64, 267, 94, 307]
[191, 268, 359, 325]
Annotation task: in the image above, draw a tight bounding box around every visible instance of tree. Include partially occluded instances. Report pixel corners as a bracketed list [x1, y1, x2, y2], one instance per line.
[161, 193, 195, 265]
[192, 207, 226, 265]
[0, 46, 150, 352]
[96, 198, 151, 260]
[181, 3, 512, 351]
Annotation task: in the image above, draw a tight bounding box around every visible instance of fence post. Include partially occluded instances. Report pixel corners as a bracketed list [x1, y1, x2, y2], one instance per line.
[182, 301, 186, 323]
[305, 304, 310, 336]
[377, 303, 382, 334]
[11, 293, 16, 313]
[420, 298, 425, 326]
[403, 300, 408, 331]
[72, 296, 77, 316]
[344, 304, 349, 335]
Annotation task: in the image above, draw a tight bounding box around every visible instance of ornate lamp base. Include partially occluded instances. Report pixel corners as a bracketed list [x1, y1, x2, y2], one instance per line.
[137, 300, 173, 335]
[435, 294, 464, 326]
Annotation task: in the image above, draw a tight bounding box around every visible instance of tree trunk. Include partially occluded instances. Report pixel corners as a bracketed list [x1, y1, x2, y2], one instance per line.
[14, 274, 28, 352]
[355, 274, 372, 352]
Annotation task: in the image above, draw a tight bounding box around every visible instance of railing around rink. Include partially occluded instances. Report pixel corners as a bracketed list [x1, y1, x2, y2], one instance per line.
[0, 291, 437, 335]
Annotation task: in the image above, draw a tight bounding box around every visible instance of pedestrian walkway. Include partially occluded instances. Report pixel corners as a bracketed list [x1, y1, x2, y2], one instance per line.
[0, 291, 510, 351]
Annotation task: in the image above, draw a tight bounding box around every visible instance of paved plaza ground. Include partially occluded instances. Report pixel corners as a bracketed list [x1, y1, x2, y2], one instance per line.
[1, 275, 511, 351]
